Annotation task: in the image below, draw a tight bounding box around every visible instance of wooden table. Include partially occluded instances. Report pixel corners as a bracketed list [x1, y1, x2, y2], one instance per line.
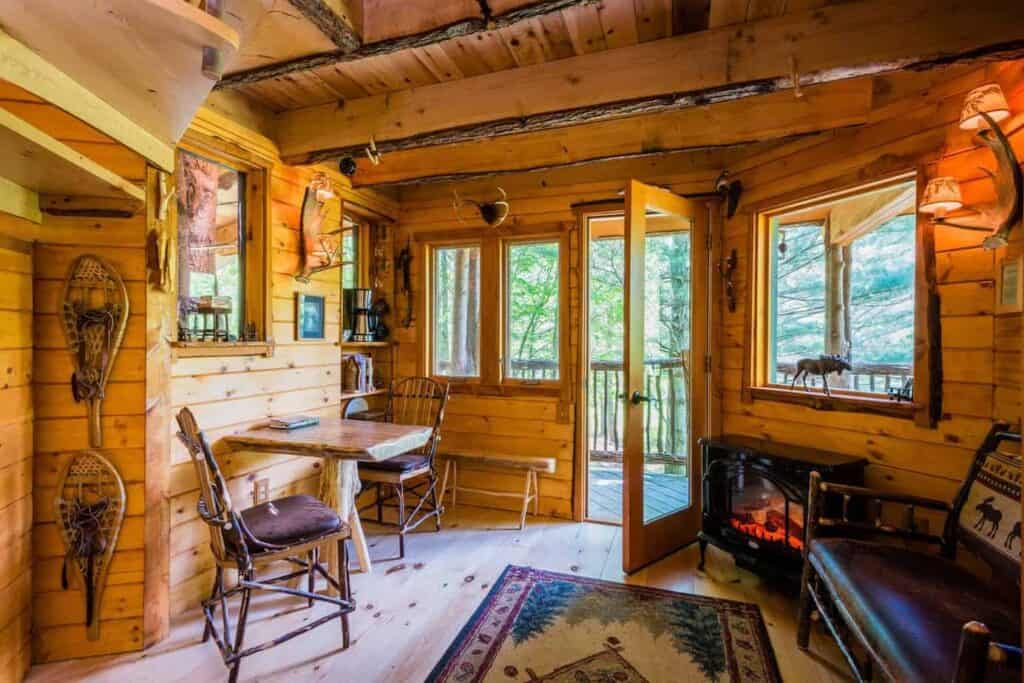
[220, 417, 432, 579]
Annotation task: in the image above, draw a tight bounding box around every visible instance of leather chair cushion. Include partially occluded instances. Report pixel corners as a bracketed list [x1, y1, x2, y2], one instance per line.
[809, 538, 1020, 682]
[360, 454, 431, 473]
[232, 495, 345, 552]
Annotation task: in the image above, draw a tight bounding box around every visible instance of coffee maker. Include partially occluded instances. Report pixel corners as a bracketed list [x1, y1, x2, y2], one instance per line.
[344, 288, 377, 341]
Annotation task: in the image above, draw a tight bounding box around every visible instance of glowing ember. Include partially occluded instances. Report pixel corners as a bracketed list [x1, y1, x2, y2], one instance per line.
[729, 513, 804, 551]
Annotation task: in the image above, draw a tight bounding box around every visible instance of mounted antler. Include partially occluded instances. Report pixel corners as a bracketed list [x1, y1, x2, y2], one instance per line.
[936, 110, 1023, 250]
[453, 187, 510, 227]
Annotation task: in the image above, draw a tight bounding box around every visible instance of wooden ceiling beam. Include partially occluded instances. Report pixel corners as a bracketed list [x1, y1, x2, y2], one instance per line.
[276, 0, 1024, 165]
[286, 0, 362, 52]
[217, 0, 599, 88]
[351, 78, 872, 186]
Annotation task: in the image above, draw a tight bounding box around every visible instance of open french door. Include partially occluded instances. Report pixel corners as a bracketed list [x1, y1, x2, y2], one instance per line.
[622, 180, 710, 573]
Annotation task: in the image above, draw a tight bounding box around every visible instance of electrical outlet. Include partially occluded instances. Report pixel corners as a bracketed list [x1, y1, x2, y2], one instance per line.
[253, 478, 270, 505]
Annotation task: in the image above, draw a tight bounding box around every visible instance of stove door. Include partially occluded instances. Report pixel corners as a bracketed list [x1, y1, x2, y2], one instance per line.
[621, 180, 712, 573]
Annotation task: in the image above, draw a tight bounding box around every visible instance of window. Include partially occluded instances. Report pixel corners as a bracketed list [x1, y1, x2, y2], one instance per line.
[759, 177, 917, 398]
[505, 240, 560, 381]
[340, 217, 358, 289]
[432, 244, 481, 377]
[177, 150, 246, 339]
[174, 144, 270, 355]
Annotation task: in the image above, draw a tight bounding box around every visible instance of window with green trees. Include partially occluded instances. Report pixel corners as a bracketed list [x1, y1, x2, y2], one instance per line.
[766, 179, 916, 395]
[432, 244, 481, 377]
[506, 240, 560, 380]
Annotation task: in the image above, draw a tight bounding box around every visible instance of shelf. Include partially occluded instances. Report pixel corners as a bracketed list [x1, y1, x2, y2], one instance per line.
[340, 389, 386, 401]
[0, 107, 145, 212]
[339, 341, 395, 348]
[170, 340, 275, 360]
[0, 0, 271, 168]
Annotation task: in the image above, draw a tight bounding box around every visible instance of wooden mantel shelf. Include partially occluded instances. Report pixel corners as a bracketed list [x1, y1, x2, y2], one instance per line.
[0, 0, 271, 170]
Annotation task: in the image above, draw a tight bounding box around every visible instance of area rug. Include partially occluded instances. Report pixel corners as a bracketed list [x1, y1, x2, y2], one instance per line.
[426, 565, 781, 683]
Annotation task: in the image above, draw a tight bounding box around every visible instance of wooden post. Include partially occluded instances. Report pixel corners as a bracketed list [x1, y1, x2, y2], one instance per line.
[825, 220, 851, 389]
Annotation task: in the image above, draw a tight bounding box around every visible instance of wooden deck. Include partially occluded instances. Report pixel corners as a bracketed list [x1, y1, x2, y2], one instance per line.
[587, 464, 690, 523]
[25, 505, 851, 683]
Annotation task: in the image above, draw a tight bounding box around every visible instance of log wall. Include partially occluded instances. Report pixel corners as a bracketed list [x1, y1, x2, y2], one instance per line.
[166, 108, 397, 617]
[720, 60, 1024, 509]
[0, 234, 32, 683]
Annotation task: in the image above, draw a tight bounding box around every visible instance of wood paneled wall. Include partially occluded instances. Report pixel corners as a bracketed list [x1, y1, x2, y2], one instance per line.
[393, 149, 748, 519]
[0, 90, 156, 664]
[167, 108, 397, 617]
[0, 234, 32, 683]
[719, 60, 1024, 509]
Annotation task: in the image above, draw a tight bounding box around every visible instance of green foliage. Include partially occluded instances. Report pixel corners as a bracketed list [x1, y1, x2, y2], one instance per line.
[507, 242, 560, 377]
[770, 214, 915, 389]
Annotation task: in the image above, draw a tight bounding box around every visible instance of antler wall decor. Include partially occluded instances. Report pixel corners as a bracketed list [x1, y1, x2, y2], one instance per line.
[60, 255, 129, 447]
[453, 187, 510, 227]
[919, 84, 1022, 250]
[54, 450, 126, 640]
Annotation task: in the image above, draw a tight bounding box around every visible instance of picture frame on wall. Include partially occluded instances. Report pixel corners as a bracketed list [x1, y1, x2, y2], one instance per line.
[295, 293, 326, 340]
[996, 255, 1023, 314]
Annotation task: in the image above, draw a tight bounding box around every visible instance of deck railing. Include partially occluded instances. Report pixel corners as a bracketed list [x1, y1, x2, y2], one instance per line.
[774, 361, 912, 395]
[586, 357, 689, 469]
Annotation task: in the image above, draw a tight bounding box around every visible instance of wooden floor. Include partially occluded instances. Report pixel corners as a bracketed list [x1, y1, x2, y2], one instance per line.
[27, 506, 852, 682]
[588, 464, 690, 522]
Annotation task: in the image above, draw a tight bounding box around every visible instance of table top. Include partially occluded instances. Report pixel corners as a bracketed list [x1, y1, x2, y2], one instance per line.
[220, 417, 432, 462]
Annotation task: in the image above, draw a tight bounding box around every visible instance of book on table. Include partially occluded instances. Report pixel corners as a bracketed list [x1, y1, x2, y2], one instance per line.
[268, 415, 320, 430]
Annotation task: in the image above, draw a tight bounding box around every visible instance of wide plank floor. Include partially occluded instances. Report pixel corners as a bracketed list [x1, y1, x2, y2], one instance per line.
[27, 506, 852, 682]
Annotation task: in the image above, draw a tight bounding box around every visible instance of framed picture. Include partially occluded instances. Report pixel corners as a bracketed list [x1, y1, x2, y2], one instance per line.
[295, 293, 326, 340]
[996, 255, 1023, 314]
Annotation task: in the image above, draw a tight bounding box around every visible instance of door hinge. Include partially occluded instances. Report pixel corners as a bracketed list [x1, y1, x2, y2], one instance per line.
[705, 232, 713, 252]
[704, 353, 713, 374]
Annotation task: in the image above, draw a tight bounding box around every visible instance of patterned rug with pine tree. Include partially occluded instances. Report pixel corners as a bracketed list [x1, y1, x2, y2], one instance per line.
[426, 565, 781, 683]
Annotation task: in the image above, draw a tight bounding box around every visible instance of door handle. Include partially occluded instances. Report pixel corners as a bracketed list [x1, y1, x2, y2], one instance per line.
[629, 391, 650, 405]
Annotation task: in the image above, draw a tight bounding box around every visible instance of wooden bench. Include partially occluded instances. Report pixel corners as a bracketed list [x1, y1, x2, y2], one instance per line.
[439, 453, 557, 530]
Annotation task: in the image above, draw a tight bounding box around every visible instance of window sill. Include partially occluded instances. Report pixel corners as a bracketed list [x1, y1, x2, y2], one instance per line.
[437, 381, 562, 398]
[749, 386, 918, 419]
[170, 340, 275, 360]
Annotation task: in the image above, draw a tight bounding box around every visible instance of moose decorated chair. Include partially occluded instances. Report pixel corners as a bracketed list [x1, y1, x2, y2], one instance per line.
[175, 408, 355, 683]
[797, 423, 1021, 682]
[358, 377, 450, 559]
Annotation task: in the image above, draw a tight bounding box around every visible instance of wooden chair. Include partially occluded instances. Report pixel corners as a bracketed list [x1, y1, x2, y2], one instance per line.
[358, 377, 450, 559]
[797, 423, 1021, 682]
[175, 408, 355, 683]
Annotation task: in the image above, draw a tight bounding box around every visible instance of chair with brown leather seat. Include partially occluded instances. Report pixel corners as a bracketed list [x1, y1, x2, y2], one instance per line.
[175, 408, 355, 683]
[797, 423, 1021, 682]
[358, 377, 450, 559]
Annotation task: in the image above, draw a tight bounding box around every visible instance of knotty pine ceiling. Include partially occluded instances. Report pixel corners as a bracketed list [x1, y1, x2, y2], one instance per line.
[225, 0, 712, 112]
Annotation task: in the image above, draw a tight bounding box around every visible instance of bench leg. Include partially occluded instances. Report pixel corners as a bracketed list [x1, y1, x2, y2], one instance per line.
[519, 470, 532, 530]
[532, 471, 539, 515]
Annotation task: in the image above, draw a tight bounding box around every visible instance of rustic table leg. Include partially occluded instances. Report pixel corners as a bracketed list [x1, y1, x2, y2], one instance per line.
[319, 460, 372, 595]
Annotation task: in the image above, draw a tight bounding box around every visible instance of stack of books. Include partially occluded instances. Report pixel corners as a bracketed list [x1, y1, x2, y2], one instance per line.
[268, 415, 320, 430]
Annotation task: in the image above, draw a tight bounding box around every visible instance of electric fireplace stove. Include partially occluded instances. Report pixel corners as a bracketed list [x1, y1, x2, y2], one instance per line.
[698, 435, 867, 580]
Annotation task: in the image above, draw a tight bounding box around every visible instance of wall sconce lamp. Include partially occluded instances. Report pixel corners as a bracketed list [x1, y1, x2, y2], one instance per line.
[918, 84, 1022, 250]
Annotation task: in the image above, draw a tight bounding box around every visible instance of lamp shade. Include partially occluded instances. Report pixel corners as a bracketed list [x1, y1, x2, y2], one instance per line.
[960, 83, 1011, 130]
[919, 177, 963, 215]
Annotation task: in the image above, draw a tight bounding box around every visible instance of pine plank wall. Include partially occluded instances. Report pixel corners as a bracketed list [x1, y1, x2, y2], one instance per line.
[0, 235, 32, 683]
[166, 109, 398, 617]
[719, 61, 1024, 507]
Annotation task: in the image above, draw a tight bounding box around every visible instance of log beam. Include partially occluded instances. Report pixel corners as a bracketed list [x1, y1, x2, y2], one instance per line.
[276, 0, 1024, 165]
[286, 0, 362, 52]
[218, 0, 600, 88]
[351, 78, 872, 187]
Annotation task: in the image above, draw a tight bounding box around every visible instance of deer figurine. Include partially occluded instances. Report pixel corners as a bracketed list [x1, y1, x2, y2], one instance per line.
[791, 349, 853, 397]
